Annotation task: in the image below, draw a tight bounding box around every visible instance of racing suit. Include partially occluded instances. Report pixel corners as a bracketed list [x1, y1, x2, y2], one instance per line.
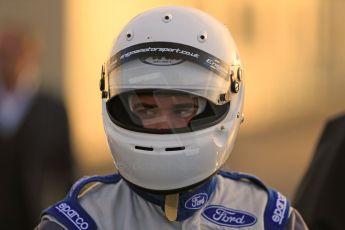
[36, 171, 308, 230]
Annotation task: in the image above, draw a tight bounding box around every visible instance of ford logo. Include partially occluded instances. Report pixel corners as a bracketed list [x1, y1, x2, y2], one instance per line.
[202, 205, 257, 227]
[185, 193, 208, 210]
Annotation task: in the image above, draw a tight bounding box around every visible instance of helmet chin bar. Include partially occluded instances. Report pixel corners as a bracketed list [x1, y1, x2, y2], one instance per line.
[124, 171, 217, 195]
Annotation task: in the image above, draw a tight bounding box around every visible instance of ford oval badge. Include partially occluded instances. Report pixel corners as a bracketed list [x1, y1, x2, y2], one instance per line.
[185, 193, 208, 210]
[202, 205, 257, 227]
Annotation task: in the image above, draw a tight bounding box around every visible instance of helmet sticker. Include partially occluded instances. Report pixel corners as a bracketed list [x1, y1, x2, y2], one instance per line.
[107, 42, 232, 80]
[139, 56, 185, 66]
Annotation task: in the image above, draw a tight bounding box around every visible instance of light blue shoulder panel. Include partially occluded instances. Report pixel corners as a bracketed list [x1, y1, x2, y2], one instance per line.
[42, 173, 121, 230]
[218, 171, 290, 230]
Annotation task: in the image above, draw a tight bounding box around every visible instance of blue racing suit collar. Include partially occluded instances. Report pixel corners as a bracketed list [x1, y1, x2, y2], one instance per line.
[128, 175, 217, 222]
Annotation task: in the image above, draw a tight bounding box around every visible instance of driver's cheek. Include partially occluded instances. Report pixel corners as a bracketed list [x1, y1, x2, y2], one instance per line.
[168, 114, 193, 129]
[141, 114, 171, 129]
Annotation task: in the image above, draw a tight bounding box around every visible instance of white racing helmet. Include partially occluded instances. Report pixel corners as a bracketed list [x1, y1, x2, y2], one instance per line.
[100, 6, 244, 191]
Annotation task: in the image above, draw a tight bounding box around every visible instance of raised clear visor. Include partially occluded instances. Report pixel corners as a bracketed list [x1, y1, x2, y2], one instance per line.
[105, 42, 236, 134]
[107, 59, 231, 106]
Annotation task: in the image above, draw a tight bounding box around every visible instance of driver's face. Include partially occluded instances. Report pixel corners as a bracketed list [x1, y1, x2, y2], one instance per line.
[129, 94, 199, 129]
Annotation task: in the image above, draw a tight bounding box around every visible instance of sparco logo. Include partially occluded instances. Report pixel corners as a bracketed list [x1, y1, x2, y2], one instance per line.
[202, 205, 257, 227]
[185, 193, 208, 209]
[272, 192, 287, 224]
[55, 203, 89, 230]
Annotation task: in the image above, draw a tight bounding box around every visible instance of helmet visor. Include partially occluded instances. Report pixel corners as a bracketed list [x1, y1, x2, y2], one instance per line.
[106, 42, 237, 105]
[105, 42, 234, 134]
[108, 59, 231, 105]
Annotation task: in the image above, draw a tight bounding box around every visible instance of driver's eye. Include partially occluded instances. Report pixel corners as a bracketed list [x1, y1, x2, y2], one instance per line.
[173, 107, 197, 118]
[133, 107, 158, 119]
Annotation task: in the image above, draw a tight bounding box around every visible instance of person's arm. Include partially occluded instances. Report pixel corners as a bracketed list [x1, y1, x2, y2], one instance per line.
[285, 208, 309, 230]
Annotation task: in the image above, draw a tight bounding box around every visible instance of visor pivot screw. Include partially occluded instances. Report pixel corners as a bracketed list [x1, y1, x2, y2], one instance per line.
[237, 67, 243, 82]
[100, 65, 108, 99]
[231, 80, 240, 93]
[197, 31, 208, 43]
[126, 31, 133, 41]
[220, 125, 226, 131]
[102, 91, 108, 98]
[163, 13, 172, 23]
[237, 112, 244, 123]
[219, 93, 226, 103]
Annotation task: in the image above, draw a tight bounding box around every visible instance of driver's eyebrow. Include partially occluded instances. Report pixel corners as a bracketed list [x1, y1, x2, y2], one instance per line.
[173, 103, 198, 110]
[132, 103, 157, 110]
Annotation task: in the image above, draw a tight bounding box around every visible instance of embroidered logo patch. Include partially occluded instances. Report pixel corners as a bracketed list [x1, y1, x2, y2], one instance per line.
[185, 193, 208, 209]
[202, 205, 257, 228]
[55, 202, 89, 229]
[272, 192, 287, 224]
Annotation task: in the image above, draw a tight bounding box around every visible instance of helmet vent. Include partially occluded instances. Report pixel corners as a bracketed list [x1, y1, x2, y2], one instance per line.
[126, 31, 133, 41]
[165, 146, 185, 152]
[135, 146, 154, 151]
[197, 31, 208, 43]
[163, 13, 172, 23]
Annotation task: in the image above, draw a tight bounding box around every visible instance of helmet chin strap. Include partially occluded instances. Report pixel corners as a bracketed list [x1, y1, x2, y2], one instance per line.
[164, 193, 179, 221]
